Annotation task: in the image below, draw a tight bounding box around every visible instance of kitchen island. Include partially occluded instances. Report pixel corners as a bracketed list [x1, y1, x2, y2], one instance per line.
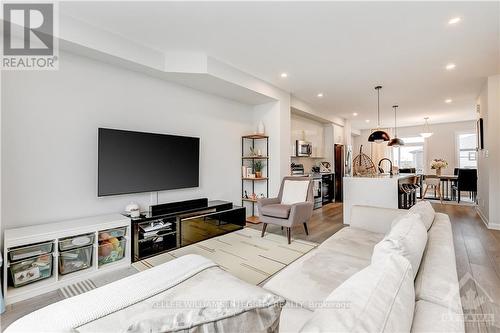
[343, 174, 417, 225]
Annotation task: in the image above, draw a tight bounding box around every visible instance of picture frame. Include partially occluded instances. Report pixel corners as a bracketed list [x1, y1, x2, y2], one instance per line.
[476, 118, 484, 150]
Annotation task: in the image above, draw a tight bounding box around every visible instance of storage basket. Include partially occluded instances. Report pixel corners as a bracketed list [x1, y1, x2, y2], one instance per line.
[59, 245, 93, 275]
[10, 254, 53, 288]
[9, 241, 53, 262]
[98, 227, 126, 241]
[59, 233, 95, 251]
[98, 237, 126, 266]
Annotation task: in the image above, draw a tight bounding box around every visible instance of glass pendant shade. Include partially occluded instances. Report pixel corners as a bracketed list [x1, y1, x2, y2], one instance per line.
[420, 117, 433, 138]
[387, 105, 404, 147]
[368, 86, 390, 143]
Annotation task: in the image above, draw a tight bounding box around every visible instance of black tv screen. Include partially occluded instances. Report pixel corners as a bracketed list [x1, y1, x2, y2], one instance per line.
[98, 128, 199, 196]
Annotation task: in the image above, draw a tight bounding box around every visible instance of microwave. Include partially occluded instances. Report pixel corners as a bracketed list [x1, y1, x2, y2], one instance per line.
[296, 140, 312, 157]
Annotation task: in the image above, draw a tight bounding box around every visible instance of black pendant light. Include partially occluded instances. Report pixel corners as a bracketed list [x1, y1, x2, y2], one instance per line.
[388, 105, 405, 147]
[368, 86, 391, 143]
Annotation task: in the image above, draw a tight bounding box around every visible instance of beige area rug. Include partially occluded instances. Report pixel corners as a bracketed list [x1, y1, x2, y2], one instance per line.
[133, 227, 318, 285]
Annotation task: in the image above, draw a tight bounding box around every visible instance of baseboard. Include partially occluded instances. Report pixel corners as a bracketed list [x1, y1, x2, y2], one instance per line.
[475, 207, 500, 230]
[488, 222, 500, 231]
[476, 207, 489, 227]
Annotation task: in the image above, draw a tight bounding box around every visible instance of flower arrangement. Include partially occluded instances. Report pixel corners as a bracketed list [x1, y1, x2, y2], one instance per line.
[431, 159, 448, 176]
[430, 159, 448, 170]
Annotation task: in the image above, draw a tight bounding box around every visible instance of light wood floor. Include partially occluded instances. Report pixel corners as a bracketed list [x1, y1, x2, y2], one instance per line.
[2, 202, 499, 332]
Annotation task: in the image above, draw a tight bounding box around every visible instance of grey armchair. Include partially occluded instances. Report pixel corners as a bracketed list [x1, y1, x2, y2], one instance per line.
[258, 176, 314, 244]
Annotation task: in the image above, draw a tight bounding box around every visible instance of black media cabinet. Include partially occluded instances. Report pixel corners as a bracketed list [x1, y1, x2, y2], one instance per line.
[130, 198, 246, 262]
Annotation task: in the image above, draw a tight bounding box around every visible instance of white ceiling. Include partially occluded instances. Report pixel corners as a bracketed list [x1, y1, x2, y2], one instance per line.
[61, 1, 500, 130]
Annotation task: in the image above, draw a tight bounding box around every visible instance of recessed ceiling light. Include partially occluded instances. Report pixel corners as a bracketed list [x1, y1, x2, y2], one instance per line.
[448, 17, 461, 25]
[445, 99, 453, 103]
[280, 73, 288, 78]
[365, 119, 370, 123]
[445, 63, 456, 70]
[317, 93, 324, 98]
[353, 112, 358, 116]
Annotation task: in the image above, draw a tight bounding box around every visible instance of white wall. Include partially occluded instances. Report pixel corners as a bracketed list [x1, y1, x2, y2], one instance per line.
[353, 121, 476, 174]
[1, 51, 256, 228]
[477, 75, 500, 229]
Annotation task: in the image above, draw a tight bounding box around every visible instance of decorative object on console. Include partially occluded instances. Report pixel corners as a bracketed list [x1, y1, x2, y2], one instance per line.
[242, 134, 269, 224]
[430, 159, 448, 176]
[388, 105, 405, 147]
[368, 86, 391, 143]
[125, 202, 139, 213]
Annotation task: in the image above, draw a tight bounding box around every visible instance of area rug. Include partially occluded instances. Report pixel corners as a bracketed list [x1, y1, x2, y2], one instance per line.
[133, 227, 318, 285]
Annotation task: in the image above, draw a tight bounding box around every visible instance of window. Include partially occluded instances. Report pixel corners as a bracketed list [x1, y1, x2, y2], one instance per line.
[393, 137, 424, 173]
[457, 133, 477, 169]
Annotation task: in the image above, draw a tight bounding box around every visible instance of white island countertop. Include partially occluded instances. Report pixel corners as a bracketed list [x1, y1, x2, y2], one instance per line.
[343, 174, 417, 224]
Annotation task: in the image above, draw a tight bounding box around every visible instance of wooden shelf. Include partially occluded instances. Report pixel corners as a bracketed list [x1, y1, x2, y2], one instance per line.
[242, 134, 268, 139]
[242, 177, 268, 181]
[242, 156, 269, 159]
[291, 156, 325, 159]
[246, 216, 261, 224]
[242, 198, 258, 203]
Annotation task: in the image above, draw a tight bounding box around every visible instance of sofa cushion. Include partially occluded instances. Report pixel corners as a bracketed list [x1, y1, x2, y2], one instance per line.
[299, 254, 415, 333]
[281, 180, 309, 205]
[411, 300, 465, 333]
[415, 214, 462, 312]
[263, 246, 371, 310]
[409, 200, 435, 230]
[279, 306, 314, 333]
[260, 204, 291, 219]
[372, 213, 427, 279]
[320, 227, 385, 260]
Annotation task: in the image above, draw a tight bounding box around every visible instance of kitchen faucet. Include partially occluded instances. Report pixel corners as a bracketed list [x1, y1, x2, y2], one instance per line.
[378, 158, 393, 175]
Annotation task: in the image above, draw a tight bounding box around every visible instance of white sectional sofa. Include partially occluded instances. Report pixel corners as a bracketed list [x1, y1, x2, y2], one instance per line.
[264, 202, 464, 332]
[6, 202, 464, 333]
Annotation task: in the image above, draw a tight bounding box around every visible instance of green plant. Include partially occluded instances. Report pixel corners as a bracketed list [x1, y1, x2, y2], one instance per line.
[254, 161, 263, 172]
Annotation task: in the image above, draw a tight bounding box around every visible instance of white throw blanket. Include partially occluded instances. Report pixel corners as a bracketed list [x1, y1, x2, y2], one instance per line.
[6, 255, 218, 333]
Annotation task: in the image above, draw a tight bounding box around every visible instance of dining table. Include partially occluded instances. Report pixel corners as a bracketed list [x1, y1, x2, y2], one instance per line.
[423, 174, 458, 201]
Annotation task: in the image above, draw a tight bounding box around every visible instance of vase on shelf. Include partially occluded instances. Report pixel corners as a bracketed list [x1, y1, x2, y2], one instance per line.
[257, 121, 265, 135]
[255, 171, 262, 178]
[435, 168, 442, 176]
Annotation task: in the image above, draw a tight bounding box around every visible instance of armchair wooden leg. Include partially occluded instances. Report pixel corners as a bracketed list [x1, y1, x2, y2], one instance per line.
[303, 223, 309, 236]
[261, 223, 268, 238]
[286, 227, 291, 244]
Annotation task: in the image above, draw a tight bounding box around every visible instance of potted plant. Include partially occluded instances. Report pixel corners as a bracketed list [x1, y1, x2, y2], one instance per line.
[430, 159, 448, 176]
[254, 161, 263, 178]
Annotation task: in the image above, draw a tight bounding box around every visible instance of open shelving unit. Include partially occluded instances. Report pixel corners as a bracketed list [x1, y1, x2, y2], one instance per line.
[241, 134, 269, 224]
[3, 214, 131, 305]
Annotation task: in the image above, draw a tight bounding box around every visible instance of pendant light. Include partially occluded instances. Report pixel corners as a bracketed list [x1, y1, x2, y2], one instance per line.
[388, 105, 405, 147]
[368, 86, 391, 143]
[420, 117, 434, 138]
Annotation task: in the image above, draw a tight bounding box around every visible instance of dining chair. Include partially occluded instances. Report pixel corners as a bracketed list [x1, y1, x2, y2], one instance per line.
[452, 169, 478, 203]
[423, 175, 443, 204]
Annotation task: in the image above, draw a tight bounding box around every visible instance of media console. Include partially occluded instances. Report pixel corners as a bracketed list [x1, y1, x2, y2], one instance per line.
[130, 198, 246, 262]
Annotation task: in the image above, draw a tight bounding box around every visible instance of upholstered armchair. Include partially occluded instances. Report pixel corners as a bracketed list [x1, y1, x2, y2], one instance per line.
[258, 176, 314, 244]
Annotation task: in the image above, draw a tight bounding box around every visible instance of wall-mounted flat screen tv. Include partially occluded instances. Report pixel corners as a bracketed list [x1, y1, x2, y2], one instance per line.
[98, 128, 199, 196]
